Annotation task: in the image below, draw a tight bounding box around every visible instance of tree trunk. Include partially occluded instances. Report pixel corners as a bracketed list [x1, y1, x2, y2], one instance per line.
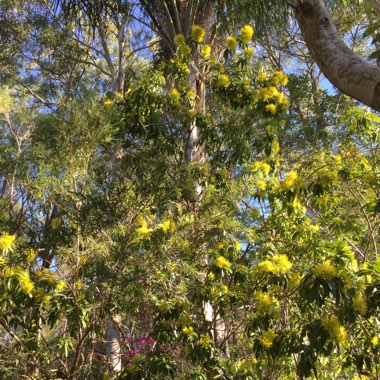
[293, 0, 380, 112]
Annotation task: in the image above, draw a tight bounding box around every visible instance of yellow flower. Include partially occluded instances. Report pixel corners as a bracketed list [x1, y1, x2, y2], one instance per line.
[256, 180, 267, 191]
[56, 280, 65, 291]
[136, 219, 153, 238]
[174, 33, 186, 46]
[371, 335, 379, 347]
[187, 108, 197, 119]
[243, 47, 254, 58]
[179, 44, 192, 55]
[198, 334, 212, 348]
[43, 295, 52, 303]
[280, 171, 298, 190]
[203, 44, 212, 58]
[103, 99, 113, 108]
[289, 272, 302, 287]
[215, 256, 232, 269]
[272, 70, 288, 86]
[227, 36, 237, 50]
[353, 292, 367, 316]
[218, 74, 230, 88]
[277, 92, 290, 109]
[257, 260, 275, 273]
[208, 272, 215, 280]
[0, 233, 15, 251]
[271, 254, 292, 275]
[160, 220, 176, 233]
[191, 25, 206, 43]
[265, 104, 277, 115]
[322, 316, 346, 344]
[255, 292, 278, 315]
[251, 161, 271, 175]
[259, 329, 276, 349]
[312, 260, 338, 281]
[240, 25, 254, 42]
[17, 270, 34, 294]
[260, 86, 279, 101]
[24, 248, 36, 263]
[169, 88, 181, 102]
[272, 139, 280, 155]
[182, 326, 195, 336]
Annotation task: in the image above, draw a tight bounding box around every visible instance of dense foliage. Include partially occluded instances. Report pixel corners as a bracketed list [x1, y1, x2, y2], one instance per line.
[0, 1, 380, 379]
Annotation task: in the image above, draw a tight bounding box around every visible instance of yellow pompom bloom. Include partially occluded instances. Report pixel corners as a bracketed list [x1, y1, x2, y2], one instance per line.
[218, 74, 230, 88]
[182, 326, 195, 336]
[312, 260, 338, 281]
[179, 44, 192, 55]
[265, 104, 277, 115]
[198, 334, 212, 348]
[161, 220, 176, 233]
[243, 47, 254, 58]
[272, 70, 288, 86]
[203, 44, 212, 58]
[259, 329, 276, 349]
[240, 25, 254, 42]
[191, 25, 206, 43]
[56, 280, 66, 291]
[174, 33, 186, 46]
[257, 260, 275, 273]
[17, 270, 34, 294]
[136, 219, 153, 238]
[372, 335, 379, 347]
[215, 256, 232, 269]
[353, 292, 367, 316]
[280, 171, 298, 190]
[322, 316, 346, 344]
[0, 233, 15, 251]
[272, 139, 280, 155]
[255, 292, 278, 314]
[169, 88, 181, 102]
[103, 99, 113, 108]
[260, 86, 278, 101]
[271, 254, 292, 275]
[277, 92, 290, 109]
[227, 36, 237, 50]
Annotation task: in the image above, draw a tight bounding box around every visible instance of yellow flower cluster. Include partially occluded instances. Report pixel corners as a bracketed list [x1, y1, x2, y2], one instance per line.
[203, 44, 211, 58]
[240, 25, 254, 43]
[227, 36, 237, 50]
[169, 88, 180, 102]
[174, 33, 186, 46]
[251, 161, 271, 175]
[265, 104, 277, 115]
[257, 71, 270, 82]
[18, 270, 34, 294]
[160, 220, 176, 233]
[243, 47, 254, 58]
[256, 254, 292, 276]
[56, 280, 66, 291]
[215, 256, 232, 269]
[254, 291, 279, 315]
[272, 139, 280, 155]
[277, 92, 290, 109]
[182, 326, 195, 337]
[322, 315, 346, 344]
[353, 292, 367, 316]
[281, 171, 298, 190]
[312, 260, 338, 281]
[0, 233, 15, 251]
[260, 86, 278, 101]
[272, 71, 288, 86]
[218, 74, 230, 88]
[103, 98, 114, 108]
[191, 25, 206, 43]
[198, 334, 212, 348]
[136, 219, 153, 238]
[259, 329, 276, 349]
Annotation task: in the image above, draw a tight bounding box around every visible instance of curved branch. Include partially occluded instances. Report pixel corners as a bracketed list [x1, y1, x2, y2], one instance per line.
[294, 0, 380, 112]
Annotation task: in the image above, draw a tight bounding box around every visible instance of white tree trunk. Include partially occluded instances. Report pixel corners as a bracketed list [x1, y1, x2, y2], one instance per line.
[292, 0, 380, 111]
[105, 315, 122, 377]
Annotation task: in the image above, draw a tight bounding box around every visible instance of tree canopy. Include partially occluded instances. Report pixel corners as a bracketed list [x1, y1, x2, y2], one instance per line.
[0, 1, 380, 379]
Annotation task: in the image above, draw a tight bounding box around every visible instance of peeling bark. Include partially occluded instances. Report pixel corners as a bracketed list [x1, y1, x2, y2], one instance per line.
[293, 0, 380, 112]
